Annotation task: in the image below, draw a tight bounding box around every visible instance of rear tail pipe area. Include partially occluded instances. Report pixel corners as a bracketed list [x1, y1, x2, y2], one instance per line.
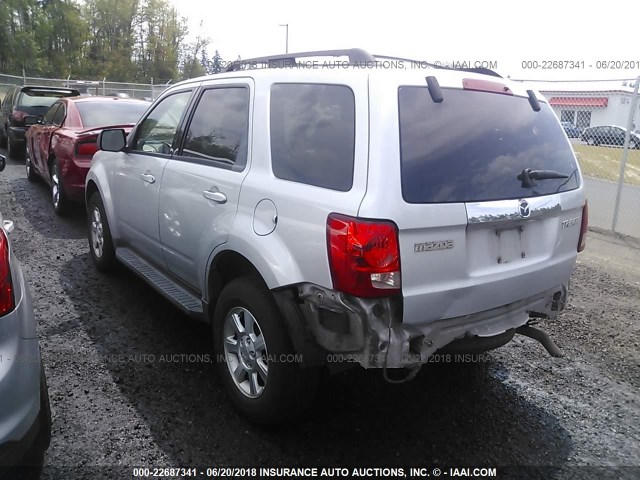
[516, 325, 563, 357]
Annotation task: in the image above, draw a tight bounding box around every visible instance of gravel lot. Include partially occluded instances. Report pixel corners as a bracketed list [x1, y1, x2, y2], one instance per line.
[0, 150, 638, 480]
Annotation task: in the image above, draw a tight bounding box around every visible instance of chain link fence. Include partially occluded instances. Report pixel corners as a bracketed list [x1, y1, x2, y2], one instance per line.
[2, 72, 640, 238]
[0, 72, 171, 102]
[523, 78, 640, 238]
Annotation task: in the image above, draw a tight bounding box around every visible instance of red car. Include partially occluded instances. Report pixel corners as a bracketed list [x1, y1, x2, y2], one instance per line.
[25, 96, 149, 214]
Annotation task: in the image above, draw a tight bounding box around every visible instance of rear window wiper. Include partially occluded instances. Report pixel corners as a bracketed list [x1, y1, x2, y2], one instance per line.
[518, 168, 569, 188]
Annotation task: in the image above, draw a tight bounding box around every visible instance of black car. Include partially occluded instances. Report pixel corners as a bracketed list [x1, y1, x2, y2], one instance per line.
[0, 86, 80, 158]
[561, 121, 581, 138]
[581, 125, 640, 149]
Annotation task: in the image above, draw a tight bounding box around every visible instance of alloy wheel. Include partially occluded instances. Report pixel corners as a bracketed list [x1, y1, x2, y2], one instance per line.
[51, 166, 60, 208]
[223, 306, 269, 399]
[90, 207, 104, 258]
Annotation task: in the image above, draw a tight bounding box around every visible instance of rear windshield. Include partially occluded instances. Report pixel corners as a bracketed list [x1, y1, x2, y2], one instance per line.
[398, 87, 580, 203]
[18, 90, 74, 108]
[76, 101, 148, 128]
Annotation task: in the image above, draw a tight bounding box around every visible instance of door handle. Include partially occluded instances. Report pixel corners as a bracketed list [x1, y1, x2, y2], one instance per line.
[140, 172, 155, 184]
[203, 190, 227, 204]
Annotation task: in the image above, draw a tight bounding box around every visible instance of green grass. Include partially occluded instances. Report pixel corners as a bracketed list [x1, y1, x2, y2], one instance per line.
[573, 144, 640, 186]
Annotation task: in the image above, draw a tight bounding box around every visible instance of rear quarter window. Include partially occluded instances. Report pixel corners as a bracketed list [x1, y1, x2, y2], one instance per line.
[270, 83, 355, 191]
[398, 86, 580, 203]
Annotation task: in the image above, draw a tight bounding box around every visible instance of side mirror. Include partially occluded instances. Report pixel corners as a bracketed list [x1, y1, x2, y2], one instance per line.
[24, 115, 40, 126]
[98, 128, 127, 152]
[2, 220, 13, 234]
[0, 154, 5, 172]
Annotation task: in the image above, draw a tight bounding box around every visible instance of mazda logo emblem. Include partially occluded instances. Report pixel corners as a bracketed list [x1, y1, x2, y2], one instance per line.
[519, 199, 531, 218]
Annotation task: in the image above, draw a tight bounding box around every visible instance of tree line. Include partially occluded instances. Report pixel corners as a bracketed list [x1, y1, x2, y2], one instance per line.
[0, 0, 224, 83]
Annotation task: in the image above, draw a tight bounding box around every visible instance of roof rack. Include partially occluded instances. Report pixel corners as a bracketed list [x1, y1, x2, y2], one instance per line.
[373, 54, 502, 78]
[373, 54, 436, 66]
[224, 48, 376, 72]
[224, 48, 502, 78]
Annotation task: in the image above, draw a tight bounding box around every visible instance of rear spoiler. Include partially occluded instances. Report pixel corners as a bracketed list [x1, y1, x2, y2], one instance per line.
[22, 86, 81, 96]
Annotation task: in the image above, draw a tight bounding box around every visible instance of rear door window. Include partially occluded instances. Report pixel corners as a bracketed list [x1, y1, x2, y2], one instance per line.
[179, 86, 250, 170]
[2, 89, 15, 106]
[42, 104, 60, 125]
[270, 83, 355, 191]
[52, 104, 66, 126]
[398, 87, 580, 203]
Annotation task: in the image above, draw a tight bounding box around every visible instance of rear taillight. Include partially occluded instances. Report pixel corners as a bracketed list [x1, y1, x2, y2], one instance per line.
[75, 136, 98, 158]
[578, 200, 588, 252]
[12, 109, 28, 122]
[0, 229, 14, 317]
[326, 213, 401, 298]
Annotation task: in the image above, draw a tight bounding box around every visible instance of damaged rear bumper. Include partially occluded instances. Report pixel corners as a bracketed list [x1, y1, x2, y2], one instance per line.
[290, 283, 568, 368]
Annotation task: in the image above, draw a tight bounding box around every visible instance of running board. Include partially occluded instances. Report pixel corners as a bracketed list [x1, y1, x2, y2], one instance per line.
[116, 247, 203, 316]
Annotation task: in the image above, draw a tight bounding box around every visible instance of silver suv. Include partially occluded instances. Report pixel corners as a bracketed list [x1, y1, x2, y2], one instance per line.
[86, 49, 588, 425]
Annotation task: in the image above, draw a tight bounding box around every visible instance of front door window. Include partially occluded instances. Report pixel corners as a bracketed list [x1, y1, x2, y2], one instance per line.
[133, 91, 192, 155]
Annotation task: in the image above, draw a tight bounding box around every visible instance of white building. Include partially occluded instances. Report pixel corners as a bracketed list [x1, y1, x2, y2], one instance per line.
[526, 81, 640, 131]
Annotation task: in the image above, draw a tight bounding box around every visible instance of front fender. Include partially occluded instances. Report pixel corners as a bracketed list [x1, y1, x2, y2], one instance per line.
[85, 152, 119, 241]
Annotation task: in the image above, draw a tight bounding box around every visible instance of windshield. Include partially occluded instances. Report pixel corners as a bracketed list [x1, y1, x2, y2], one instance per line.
[18, 91, 71, 108]
[398, 87, 580, 203]
[76, 101, 148, 128]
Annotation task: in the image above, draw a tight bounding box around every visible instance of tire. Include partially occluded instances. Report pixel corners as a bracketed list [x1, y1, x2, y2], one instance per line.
[0, 127, 6, 148]
[7, 133, 21, 159]
[213, 277, 318, 426]
[87, 192, 117, 272]
[37, 363, 52, 452]
[10, 364, 51, 479]
[50, 160, 69, 215]
[25, 146, 37, 183]
[630, 139, 638, 150]
[586, 137, 596, 146]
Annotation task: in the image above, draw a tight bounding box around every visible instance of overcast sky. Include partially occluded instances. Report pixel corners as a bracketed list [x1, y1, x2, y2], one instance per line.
[170, 0, 640, 82]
